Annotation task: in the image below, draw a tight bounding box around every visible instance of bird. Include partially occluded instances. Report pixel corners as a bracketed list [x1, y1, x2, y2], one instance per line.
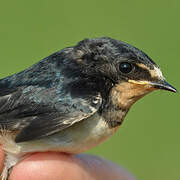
[0, 37, 176, 179]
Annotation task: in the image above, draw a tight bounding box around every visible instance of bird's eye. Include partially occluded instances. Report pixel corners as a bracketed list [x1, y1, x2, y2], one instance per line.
[119, 62, 133, 74]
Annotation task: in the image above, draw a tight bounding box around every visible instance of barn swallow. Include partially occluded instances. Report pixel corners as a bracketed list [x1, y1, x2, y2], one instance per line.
[0, 37, 176, 179]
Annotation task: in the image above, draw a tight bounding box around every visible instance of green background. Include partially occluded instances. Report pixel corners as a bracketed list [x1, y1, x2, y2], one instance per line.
[0, 0, 179, 179]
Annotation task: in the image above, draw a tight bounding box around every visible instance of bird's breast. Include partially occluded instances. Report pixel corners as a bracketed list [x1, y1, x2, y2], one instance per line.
[18, 113, 119, 154]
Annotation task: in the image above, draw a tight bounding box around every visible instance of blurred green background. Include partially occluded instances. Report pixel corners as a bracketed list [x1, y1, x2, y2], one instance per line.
[0, 0, 179, 179]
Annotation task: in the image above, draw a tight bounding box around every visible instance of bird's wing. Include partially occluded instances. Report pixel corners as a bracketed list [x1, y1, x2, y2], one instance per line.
[0, 83, 102, 143]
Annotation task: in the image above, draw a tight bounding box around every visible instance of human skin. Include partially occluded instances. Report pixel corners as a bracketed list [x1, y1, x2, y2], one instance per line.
[0, 146, 136, 180]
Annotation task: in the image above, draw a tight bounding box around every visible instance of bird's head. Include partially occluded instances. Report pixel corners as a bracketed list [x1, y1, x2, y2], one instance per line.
[69, 37, 176, 109]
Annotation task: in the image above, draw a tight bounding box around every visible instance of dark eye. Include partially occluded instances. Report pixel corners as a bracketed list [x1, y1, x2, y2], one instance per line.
[119, 62, 133, 74]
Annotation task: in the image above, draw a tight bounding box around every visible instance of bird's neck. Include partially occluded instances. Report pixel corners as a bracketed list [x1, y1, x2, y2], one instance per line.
[101, 82, 145, 128]
[101, 106, 129, 128]
[100, 85, 131, 128]
[101, 81, 152, 128]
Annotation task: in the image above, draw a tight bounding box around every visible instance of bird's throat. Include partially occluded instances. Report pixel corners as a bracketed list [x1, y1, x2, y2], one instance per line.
[102, 81, 153, 128]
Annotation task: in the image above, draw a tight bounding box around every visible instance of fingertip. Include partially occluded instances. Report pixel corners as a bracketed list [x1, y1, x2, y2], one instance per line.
[0, 145, 5, 173]
[10, 152, 91, 180]
[9, 152, 136, 180]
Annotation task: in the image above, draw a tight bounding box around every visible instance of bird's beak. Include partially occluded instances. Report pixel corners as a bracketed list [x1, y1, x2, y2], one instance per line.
[128, 79, 177, 93]
[148, 80, 177, 93]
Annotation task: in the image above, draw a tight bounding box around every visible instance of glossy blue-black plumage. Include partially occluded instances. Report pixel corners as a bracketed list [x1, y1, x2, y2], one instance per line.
[0, 37, 157, 143]
[0, 48, 103, 142]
